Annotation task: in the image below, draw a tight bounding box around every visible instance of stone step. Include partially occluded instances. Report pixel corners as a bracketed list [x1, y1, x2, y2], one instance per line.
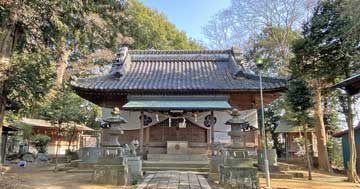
[144, 170, 209, 177]
[284, 171, 306, 178]
[278, 162, 306, 171]
[78, 162, 97, 169]
[258, 172, 293, 179]
[58, 167, 74, 172]
[66, 169, 93, 173]
[142, 166, 210, 172]
[147, 154, 208, 161]
[143, 161, 209, 168]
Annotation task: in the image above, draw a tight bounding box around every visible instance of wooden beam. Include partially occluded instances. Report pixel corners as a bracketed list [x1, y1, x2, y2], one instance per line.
[140, 111, 144, 155]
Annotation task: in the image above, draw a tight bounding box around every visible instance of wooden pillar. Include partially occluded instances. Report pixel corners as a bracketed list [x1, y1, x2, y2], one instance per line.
[140, 111, 144, 154]
[210, 111, 215, 156]
[145, 127, 150, 145]
[207, 126, 211, 157]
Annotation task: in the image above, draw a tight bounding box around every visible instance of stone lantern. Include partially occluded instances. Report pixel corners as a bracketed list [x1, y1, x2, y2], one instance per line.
[219, 109, 258, 189]
[221, 109, 253, 166]
[93, 107, 129, 185]
[226, 109, 253, 149]
[100, 107, 127, 161]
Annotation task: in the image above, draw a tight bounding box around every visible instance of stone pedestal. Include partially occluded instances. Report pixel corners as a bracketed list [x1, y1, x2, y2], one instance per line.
[80, 147, 100, 163]
[224, 149, 253, 168]
[209, 155, 224, 181]
[93, 164, 128, 185]
[35, 152, 49, 166]
[126, 156, 142, 184]
[257, 149, 280, 172]
[220, 166, 259, 189]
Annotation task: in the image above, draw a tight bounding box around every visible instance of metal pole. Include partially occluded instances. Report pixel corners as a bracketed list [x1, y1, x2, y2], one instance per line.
[259, 70, 271, 189]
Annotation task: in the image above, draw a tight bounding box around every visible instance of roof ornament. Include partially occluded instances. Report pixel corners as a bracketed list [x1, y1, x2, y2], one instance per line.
[69, 75, 78, 86]
[231, 46, 243, 63]
[116, 47, 128, 63]
[111, 47, 128, 78]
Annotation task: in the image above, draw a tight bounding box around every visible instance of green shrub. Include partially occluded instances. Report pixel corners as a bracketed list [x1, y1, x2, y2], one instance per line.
[32, 134, 51, 153]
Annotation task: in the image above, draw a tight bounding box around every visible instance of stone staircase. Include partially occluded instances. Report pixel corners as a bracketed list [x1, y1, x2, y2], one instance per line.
[147, 154, 208, 161]
[143, 154, 210, 173]
[256, 161, 307, 179]
[142, 160, 210, 173]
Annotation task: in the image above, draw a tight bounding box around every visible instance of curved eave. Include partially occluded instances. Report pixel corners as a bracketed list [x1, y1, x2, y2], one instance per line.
[72, 86, 287, 95]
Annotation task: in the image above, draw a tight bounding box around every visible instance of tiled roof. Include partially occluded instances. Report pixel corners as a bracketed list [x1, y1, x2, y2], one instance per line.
[19, 118, 94, 131]
[331, 73, 360, 95]
[274, 119, 315, 133]
[72, 48, 287, 94]
[333, 122, 360, 137]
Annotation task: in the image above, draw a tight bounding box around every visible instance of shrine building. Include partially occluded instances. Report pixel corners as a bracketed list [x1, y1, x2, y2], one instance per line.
[72, 47, 287, 159]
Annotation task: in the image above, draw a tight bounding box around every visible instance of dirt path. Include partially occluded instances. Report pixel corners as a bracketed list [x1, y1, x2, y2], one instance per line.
[259, 170, 360, 189]
[2, 165, 360, 189]
[4, 165, 130, 189]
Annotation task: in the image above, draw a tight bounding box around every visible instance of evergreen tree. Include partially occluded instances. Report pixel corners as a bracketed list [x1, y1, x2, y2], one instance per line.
[286, 80, 314, 180]
[291, 0, 360, 178]
[0, 0, 201, 166]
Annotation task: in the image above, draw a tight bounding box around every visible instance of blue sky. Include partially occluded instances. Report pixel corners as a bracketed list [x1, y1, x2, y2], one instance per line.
[140, 0, 231, 41]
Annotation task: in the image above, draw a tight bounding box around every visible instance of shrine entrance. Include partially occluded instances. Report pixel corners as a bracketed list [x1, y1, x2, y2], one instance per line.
[146, 118, 209, 156]
[149, 119, 207, 143]
[122, 95, 232, 158]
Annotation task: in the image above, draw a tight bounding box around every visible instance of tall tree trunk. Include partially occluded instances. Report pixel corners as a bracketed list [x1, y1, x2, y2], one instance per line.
[303, 124, 312, 180]
[345, 94, 359, 183]
[54, 126, 61, 172]
[67, 131, 76, 151]
[55, 38, 70, 87]
[0, 6, 18, 170]
[313, 86, 331, 172]
[0, 98, 6, 167]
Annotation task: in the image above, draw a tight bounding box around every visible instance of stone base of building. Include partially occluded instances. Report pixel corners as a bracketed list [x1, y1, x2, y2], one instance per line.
[92, 165, 128, 185]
